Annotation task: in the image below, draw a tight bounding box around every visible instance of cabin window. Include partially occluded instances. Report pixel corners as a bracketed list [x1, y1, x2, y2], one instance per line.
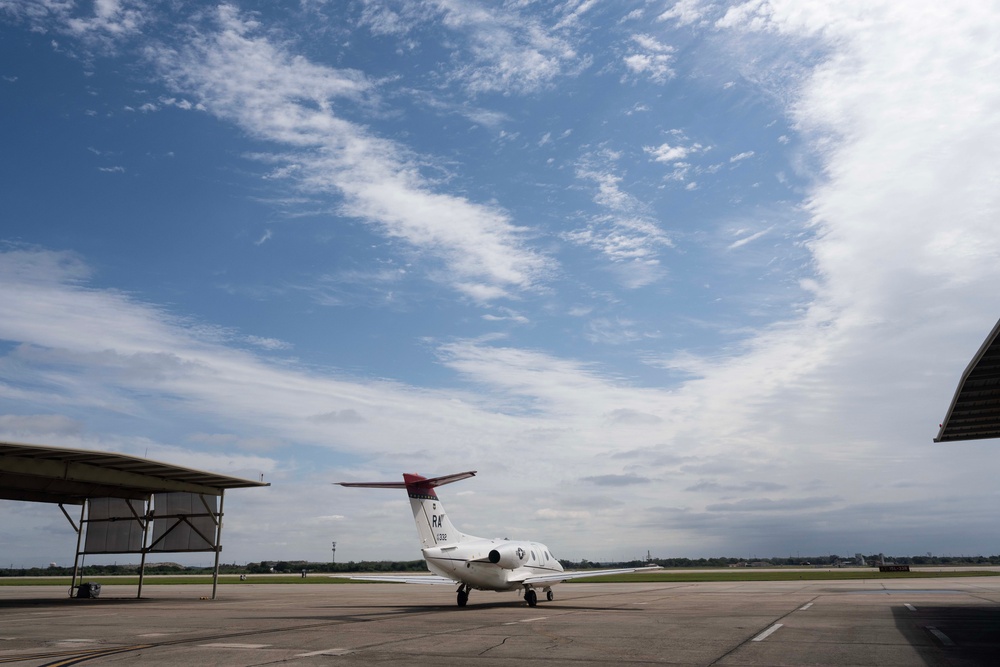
[531, 551, 536, 561]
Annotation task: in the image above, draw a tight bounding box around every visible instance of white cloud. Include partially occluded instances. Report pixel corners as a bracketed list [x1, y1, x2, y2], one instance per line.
[65, 0, 147, 37]
[432, 0, 584, 95]
[481, 307, 529, 324]
[645, 141, 703, 163]
[658, 0, 709, 26]
[727, 226, 772, 250]
[622, 34, 676, 83]
[566, 151, 673, 284]
[0, 250, 665, 469]
[584, 318, 651, 346]
[244, 335, 292, 351]
[0, 414, 82, 437]
[4, 0, 150, 52]
[358, 0, 418, 36]
[148, 5, 552, 302]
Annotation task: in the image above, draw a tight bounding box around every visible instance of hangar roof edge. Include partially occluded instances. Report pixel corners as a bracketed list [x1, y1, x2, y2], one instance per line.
[0, 440, 269, 504]
[935, 317, 1000, 442]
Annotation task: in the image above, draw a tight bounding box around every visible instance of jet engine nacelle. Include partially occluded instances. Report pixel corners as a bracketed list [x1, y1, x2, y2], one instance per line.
[488, 543, 529, 569]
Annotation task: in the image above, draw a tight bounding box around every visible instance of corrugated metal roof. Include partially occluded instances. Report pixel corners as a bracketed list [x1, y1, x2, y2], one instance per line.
[935, 317, 1000, 442]
[0, 440, 269, 504]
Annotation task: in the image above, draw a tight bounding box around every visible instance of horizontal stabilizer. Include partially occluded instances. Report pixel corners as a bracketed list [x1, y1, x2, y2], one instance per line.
[336, 471, 476, 489]
[414, 471, 477, 488]
[335, 480, 406, 489]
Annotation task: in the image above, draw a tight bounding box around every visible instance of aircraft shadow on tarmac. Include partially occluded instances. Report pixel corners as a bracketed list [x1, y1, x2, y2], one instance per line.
[891, 604, 1000, 667]
[266, 599, 647, 620]
[0, 596, 155, 609]
[0, 592, 641, 614]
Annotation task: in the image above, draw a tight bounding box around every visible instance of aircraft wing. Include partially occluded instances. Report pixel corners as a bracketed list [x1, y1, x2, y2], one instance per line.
[518, 565, 661, 586]
[333, 574, 457, 585]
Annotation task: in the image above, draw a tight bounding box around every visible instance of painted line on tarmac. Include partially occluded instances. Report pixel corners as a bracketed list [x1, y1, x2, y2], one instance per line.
[296, 648, 352, 656]
[752, 623, 783, 642]
[904, 603, 916, 611]
[799, 602, 813, 610]
[504, 616, 547, 625]
[199, 643, 271, 649]
[927, 627, 954, 647]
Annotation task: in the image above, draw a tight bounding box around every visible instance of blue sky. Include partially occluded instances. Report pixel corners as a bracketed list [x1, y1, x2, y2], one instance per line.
[2, 0, 1000, 567]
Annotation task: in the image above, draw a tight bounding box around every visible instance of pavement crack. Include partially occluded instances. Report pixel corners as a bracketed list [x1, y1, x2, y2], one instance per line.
[478, 635, 511, 655]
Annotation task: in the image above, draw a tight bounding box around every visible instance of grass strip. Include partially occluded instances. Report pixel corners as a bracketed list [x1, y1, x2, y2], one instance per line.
[570, 569, 1000, 583]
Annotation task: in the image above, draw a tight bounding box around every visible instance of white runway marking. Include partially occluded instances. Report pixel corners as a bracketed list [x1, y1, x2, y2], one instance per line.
[752, 623, 783, 642]
[904, 604, 916, 611]
[504, 616, 548, 625]
[296, 648, 352, 656]
[799, 602, 813, 610]
[927, 627, 955, 646]
[200, 643, 271, 649]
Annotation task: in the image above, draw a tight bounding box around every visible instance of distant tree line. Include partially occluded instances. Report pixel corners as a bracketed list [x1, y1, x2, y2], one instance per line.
[5, 553, 1000, 577]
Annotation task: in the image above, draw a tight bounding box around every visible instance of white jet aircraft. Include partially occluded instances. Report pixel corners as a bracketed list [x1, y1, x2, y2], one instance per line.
[336, 470, 659, 607]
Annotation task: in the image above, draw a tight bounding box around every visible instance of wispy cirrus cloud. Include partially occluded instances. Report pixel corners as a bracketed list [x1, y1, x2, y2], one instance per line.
[433, 0, 585, 95]
[567, 149, 674, 287]
[147, 5, 551, 302]
[3, 0, 150, 51]
[657, 0, 709, 27]
[355, 0, 586, 95]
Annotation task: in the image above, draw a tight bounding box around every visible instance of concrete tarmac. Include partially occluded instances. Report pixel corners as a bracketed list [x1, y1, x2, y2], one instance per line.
[1, 576, 999, 666]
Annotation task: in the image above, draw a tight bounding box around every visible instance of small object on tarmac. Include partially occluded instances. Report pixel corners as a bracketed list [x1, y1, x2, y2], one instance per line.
[76, 582, 101, 598]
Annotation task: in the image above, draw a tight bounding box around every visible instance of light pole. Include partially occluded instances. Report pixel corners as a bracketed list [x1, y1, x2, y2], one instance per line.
[332, 541, 337, 565]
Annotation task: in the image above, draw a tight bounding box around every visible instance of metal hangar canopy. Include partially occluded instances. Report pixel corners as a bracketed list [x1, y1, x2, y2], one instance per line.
[0, 440, 269, 599]
[0, 440, 268, 504]
[936, 317, 1000, 442]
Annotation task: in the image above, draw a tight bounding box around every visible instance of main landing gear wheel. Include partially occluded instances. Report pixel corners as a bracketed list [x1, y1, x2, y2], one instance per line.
[546, 590, 554, 601]
[525, 589, 538, 607]
[457, 586, 469, 607]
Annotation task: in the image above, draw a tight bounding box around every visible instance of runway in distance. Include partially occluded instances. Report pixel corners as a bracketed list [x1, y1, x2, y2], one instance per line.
[336, 470, 660, 607]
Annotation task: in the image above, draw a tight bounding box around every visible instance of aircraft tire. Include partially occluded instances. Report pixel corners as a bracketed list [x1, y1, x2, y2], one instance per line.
[546, 590, 554, 601]
[457, 589, 469, 607]
[525, 589, 537, 607]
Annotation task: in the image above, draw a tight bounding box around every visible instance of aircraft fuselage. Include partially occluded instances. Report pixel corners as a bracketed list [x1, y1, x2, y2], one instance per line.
[423, 538, 564, 591]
